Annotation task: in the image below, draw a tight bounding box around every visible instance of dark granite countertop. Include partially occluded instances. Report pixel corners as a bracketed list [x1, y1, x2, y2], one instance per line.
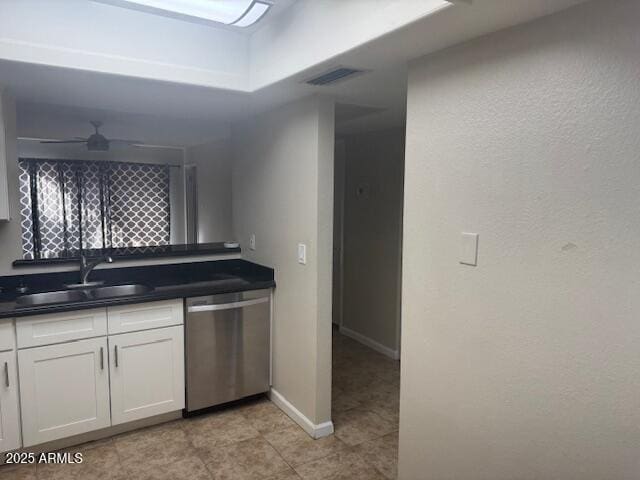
[12, 242, 241, 267]
[0, 259, 274, 319]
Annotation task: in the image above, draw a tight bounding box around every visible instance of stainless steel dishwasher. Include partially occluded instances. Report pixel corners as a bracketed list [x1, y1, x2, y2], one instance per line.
[185, 289, 271, 412]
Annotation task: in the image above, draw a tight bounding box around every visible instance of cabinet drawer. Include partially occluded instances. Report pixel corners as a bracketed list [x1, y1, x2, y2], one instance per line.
[16, 308, 107, 349]
[0, 319, 15, 352]
[107, 299, 184, 334]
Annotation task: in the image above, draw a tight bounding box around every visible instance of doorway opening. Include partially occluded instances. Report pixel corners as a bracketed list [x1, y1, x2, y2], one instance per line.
[330, 114, 405, 479]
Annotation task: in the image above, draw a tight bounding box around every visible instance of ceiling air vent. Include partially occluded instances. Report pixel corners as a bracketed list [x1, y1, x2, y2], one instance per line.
[305, 67, 367, 86]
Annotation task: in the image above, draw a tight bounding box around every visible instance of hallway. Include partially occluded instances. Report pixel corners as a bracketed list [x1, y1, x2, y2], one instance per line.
[331, 328, 401, 479]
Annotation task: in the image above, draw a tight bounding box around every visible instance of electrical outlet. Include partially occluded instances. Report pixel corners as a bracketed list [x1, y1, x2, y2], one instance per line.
[249, 234, 256, 251]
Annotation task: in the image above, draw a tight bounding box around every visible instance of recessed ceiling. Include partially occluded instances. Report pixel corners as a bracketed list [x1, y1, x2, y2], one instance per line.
[0, 0, 590, 142]
[0, 57, 408, 142]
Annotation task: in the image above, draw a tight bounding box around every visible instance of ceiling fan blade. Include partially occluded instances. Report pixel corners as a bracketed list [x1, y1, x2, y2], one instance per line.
[40, 140, 88, 144]
[109, 139, 143, 145]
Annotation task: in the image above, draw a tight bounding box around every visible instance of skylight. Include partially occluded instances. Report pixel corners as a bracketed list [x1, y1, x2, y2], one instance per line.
[94, 0, 273, 27]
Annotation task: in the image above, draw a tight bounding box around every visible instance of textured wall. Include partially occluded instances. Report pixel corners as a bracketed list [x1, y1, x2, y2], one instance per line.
[400, 0, 640, 478]
[232, 96, 334, 426]
[341, 128, 404, 354]
[0, 92, 23, 275]
[187, 138, 233, 243]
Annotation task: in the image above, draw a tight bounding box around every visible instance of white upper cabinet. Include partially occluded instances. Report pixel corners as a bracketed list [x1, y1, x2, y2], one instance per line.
[0, 89, 12, 221]
[109, 325, 185, 425]
[18, 337, 111, 447]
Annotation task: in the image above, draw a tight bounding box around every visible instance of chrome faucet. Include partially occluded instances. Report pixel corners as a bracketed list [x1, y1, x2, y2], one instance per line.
[64, 253, 114, 289]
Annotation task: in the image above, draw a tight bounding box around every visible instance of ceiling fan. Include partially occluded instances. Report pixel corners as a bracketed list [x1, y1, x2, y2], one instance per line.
[40, 121, 141, 152]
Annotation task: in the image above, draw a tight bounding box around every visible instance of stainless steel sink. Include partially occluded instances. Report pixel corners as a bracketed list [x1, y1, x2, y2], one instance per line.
[89, 284, 153, 299]
[15, 290, 88, 306]
[16, 284, 153, 306]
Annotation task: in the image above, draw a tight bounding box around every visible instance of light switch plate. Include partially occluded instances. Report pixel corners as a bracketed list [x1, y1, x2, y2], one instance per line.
[249, 234, 256, 251]
[298, 243, 307, 265]
[459, 232, 479, 266]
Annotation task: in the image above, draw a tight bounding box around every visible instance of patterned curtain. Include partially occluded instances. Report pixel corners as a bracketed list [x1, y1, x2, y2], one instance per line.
[18, 159, 171, 259]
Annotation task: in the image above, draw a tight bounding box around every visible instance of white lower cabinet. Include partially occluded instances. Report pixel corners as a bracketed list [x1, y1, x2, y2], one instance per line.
[14, 301, 185, 447]
[0, 350, 21, 452]
[18, 337, 111, 447]
[109, 325, 185, 425]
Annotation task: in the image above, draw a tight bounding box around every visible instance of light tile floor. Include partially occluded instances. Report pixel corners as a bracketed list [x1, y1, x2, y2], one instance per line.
[0, 328, 400, 480]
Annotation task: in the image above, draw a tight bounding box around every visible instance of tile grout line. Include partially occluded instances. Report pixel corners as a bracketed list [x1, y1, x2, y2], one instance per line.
[258, 429, 298, 479]
[179, 417, 222, 480]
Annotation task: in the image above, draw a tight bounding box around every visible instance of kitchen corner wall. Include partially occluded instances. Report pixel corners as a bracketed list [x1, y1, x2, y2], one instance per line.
[340, 128, 404, 357]
[186, 138, 233, 242]
[232, 95, 334, 428]
[400, 0, 640, 478]
[0, 91, 24, 275]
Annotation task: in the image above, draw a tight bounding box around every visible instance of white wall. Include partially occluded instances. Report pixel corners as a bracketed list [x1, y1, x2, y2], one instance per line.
[232, 96, 334, 430]
[339, 128, 404, 356]
[399, 1, 640, 479]
[0, 89, 11, 220]
[186, 138, 234, 242]
[0, 91, 22, 275]
[331, 138, 345, 326]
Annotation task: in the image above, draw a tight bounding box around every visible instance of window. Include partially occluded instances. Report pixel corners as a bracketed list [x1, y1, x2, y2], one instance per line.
[93, 0, 273, 27]
[18, 159, 171, 259]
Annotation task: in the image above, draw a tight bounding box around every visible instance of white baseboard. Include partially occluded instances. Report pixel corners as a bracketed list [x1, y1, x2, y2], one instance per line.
[339, 326, 400, 360]
[269, 388, 334, 439]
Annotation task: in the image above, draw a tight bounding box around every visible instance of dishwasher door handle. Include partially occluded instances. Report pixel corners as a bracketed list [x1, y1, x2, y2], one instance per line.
[187, 297, 269, 313]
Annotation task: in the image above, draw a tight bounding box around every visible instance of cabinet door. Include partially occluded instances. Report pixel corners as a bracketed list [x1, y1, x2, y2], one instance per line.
[18, 338, 110, 447]
[109, 326, 184, 425]
[0, 351, 20, 452]
[0, 319, 15, 352]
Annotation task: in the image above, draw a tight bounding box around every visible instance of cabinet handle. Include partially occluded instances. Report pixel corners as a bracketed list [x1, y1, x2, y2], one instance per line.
[114, 345, 118, 367]
[100, 347, 104, 370]
[4, 362, 8, 388]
